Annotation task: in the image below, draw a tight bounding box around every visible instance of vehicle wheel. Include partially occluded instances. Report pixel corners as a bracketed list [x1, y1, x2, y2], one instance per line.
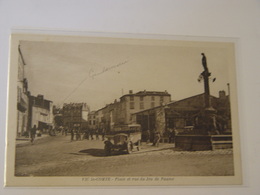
[126, 142, 133, 154]
[104, 144, 111, 156]
[137, 140, 141, 151]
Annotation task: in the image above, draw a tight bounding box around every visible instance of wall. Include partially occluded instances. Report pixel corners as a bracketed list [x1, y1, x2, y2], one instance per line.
[122, 94, 171, 124]
[31, 106, 52, 128]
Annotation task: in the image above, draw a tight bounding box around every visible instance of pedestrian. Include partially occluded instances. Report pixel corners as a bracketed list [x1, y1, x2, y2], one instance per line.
[85, 129, 90, 140]
[70, 128, 75, 141]
[146, 130, 150, 144]
[168, 128, 175, 143]
[30, 125, 37, 144]
[90, 129, 94, 140]
[64, 127, 68, 136]
[61, 126, 64, 135]
[76, 128, 81, 141]
[152, 131, 161, 147]
[95, 129, 99, 140]
[102, 128, 105, 141]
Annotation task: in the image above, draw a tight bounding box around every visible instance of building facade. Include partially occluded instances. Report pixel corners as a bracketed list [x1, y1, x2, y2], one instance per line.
[17, 45, 29, 137]
[132, 91, 231, 136]
[63, 103, 90, 129]
[28, 95, 54, 132]
[53, 106, 63, 128]
[88, 111, 97, 130]
[118, 90, 171, 125]
[94, 90, 171, 132]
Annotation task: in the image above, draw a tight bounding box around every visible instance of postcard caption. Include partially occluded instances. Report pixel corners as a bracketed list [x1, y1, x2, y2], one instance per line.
[81, 177, 174, 183]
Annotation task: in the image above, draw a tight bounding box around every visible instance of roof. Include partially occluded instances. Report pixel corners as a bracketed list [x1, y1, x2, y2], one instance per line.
[120, 90, 171, 99]
[132, 93, 219, 115]
[168, 93, 218, 106]
[132, 103, 171, 115]
[63, 102, 88, 108]
[30, 95, 53, 103]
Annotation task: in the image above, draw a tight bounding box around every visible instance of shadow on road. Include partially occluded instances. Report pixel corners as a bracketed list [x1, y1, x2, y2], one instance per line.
[78, 148, 129, 157]
[78, 148, 106, 157]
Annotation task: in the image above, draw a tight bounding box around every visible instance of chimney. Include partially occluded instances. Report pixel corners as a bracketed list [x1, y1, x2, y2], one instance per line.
[129, 90, 133, 94]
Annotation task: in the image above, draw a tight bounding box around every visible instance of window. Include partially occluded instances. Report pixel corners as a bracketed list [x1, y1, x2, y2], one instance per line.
[130, 96, 134, 101]
[140, 102, 144, 109]
[151, 96, 155, 101]
[151, 102, 155, 108]
[140, 96, 143, 101]
[160, 96, 164, 102]
[130, 102, 135, 109]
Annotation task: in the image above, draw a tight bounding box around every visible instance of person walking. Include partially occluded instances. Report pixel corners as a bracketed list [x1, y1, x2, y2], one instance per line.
[152, 131, 161, 147]
[76, 128, 81, 141]
[30, 125, 37, 144]
[95, 129, 99, 140]
[146, 130, 150, 144]
[85, 129, 90, 140]
[90, 129, 94, 140]
[102, 128, 105, 141]
[168, 128, 176, 143]
[64, 127, 68, 136]
[70, 128, 75, 141]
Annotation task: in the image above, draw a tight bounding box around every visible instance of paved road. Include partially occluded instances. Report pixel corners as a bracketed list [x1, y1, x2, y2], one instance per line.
[15, 134, 234, 176]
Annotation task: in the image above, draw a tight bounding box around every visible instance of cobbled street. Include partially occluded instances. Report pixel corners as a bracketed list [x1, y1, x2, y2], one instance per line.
[15, 135, 234, 176]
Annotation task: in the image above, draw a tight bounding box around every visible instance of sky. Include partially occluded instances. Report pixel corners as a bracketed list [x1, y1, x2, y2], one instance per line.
[20, 37, 234, 111]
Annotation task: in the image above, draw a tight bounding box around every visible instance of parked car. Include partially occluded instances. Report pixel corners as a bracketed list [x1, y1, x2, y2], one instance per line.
[104, 124, 141, 156]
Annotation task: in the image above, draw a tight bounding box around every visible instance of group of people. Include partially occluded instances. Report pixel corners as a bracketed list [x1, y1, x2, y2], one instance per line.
[65, 127, 106, 142]
[143, 130, 161, 147]
[29, 125, 177, 146]
[143, 128, 177, 147]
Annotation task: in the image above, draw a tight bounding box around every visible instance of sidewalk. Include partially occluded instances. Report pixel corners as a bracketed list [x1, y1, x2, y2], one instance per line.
[16, 134, 50, 146]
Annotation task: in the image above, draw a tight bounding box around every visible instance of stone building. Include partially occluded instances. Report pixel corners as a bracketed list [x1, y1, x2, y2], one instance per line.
[17, 45, 29, 137]
[94, 90, 171, 132]
[132, 91, 231, 136]
[93, 101, 120, 132]
[63, 103, 90, 129]
[28, 95, 54, 132]
[117, 90, 171, 125]
[88, 111, 97, 130]
[53, 106, 63, 128]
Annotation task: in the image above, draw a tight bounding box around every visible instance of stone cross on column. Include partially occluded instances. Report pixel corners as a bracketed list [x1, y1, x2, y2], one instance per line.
[201, 53, 211, 108]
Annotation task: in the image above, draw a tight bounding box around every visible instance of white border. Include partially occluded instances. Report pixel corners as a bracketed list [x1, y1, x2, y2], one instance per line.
[0, 0, 259, 194]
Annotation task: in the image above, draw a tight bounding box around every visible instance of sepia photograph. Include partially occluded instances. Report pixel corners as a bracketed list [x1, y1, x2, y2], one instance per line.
[5, 33, 242, 186]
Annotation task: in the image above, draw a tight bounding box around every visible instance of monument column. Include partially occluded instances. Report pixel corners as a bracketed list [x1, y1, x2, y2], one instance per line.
[199, 53, 217, 135]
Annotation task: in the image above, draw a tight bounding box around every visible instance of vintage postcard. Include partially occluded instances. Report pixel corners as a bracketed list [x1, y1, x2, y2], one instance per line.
[5, 33, 242, 186]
